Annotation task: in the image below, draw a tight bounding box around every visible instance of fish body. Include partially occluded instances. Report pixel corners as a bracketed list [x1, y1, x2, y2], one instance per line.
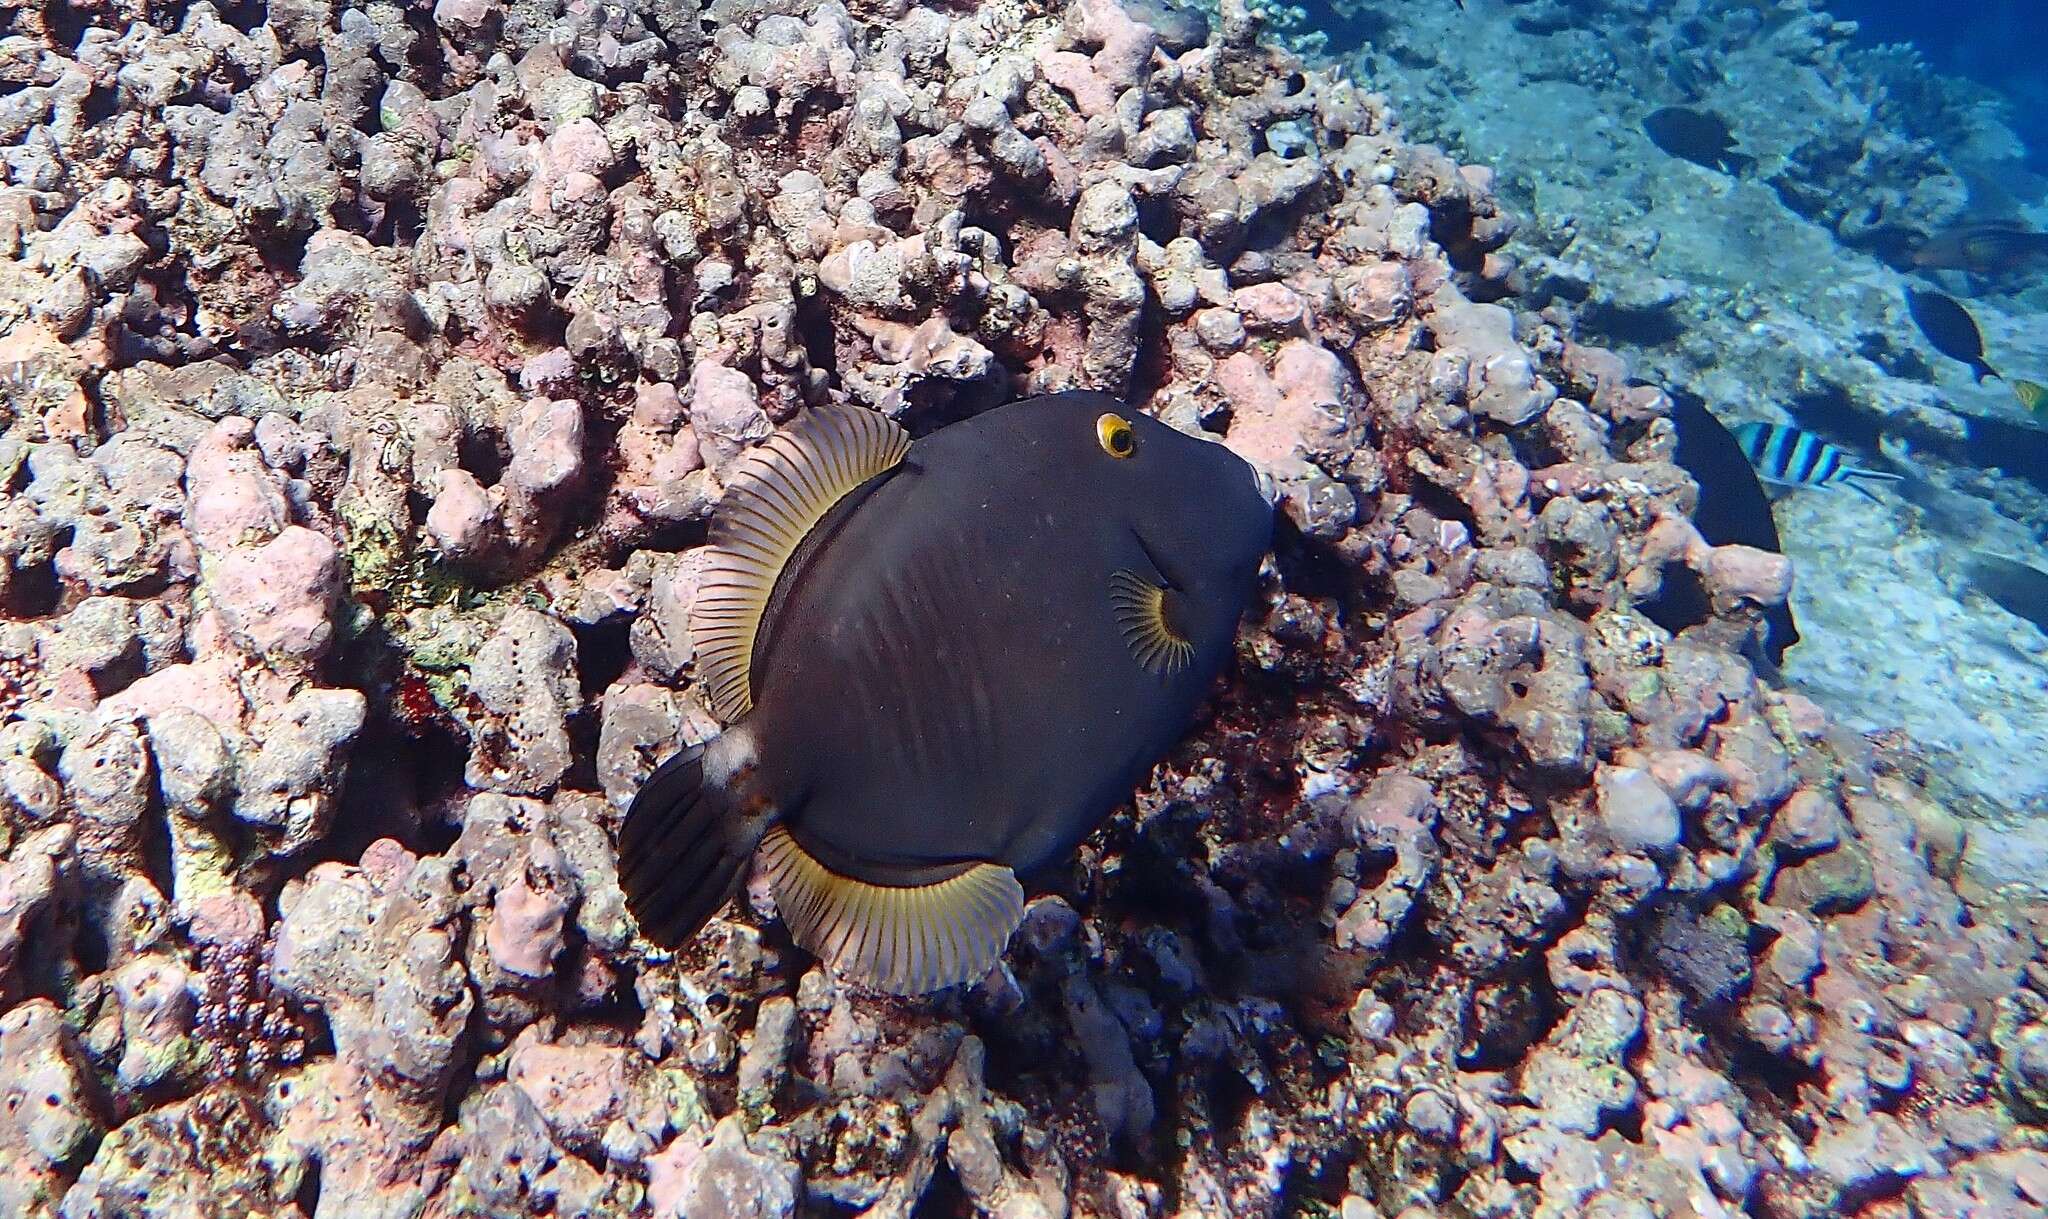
[619, 393, 1272, 993]
[1912, 223, 2048, 276]
[1906, 288, 2000, 383]
[1650, 396, 1800, 668]
[1964, 552, 2048, 636]
[1733, 422, 1901, 500]
[1643, 107, 1752, 176]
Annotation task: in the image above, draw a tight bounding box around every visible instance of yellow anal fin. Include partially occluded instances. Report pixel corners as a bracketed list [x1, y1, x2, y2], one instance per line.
[758, 827, 1025, 995]
[1109, 568, 1195, 675]
[691, 406, 911, 723]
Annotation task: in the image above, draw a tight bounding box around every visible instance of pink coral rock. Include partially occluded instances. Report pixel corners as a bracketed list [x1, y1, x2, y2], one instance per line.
[206, 525, 343, 661]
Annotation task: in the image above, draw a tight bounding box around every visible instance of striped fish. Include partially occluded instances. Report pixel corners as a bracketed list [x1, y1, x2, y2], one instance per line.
[1732, 422, 1901, 502]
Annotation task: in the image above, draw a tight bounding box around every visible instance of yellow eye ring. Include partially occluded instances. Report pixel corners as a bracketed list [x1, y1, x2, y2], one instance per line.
[1097, 412, 1136, 459]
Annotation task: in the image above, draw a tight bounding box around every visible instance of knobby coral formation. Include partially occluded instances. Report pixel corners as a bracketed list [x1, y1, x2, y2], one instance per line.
[2, 0, 2046, 1216]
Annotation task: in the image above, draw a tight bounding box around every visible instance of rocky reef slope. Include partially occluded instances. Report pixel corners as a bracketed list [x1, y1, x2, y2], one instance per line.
[1320, 0, 2048, 827]
[3, 0, 2047, 1216]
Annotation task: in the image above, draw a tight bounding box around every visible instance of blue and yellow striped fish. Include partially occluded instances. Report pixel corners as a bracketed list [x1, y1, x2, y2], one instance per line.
[1732, 422, 1901, 502]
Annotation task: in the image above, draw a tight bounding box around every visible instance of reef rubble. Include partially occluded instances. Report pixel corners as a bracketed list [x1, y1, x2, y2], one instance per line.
[3, 1, 2048, 1217]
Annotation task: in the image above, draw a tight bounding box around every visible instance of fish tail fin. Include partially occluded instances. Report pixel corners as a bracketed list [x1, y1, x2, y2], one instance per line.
[618, 733, 776, 949]
[1842, 470, 1900, 502]
[1976, 360, 2002, 383]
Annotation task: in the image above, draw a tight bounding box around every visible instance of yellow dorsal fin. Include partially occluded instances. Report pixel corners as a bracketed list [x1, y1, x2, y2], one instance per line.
[691, 406, 911, 722]
[758, 827, 1025, 995]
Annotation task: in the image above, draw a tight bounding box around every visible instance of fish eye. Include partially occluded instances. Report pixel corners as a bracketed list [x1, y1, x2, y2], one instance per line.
[1096, 412, 1136, 460]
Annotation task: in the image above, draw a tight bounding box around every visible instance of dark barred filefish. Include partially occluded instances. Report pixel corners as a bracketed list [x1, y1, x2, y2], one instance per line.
[617, 393, 1273, 994]
[1906, 288, 2000, 384]
[1733, 422, 1901, 502]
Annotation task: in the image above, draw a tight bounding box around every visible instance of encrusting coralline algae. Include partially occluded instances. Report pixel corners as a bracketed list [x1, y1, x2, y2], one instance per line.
[2, 0, 2047, 1216]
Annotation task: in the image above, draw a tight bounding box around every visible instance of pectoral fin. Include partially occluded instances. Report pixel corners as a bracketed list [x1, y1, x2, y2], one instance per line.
[1109, 568, 1195, 675]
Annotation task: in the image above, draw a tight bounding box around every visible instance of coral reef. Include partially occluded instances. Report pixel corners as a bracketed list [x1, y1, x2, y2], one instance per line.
[2, 0, 2047, 1216]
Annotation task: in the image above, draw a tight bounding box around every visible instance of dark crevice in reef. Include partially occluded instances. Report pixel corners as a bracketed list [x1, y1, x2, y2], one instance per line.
[314, 626, 472, 867]
[293, 1158, 323, 1218]
[2, 553, 63, 619]
[1639, 561, 1710, 644]
[1458, 959, 1563, 1071]
[456, 427, 511, 488]
[136, 781, 176, 933]
[1855, 325, 1936, 381]
[321, 722, 465, 864]
[1835, 1171, 1913, 1214]
[793, 288, 839, 382]
[1137, 195, 1180, 247]
[1203, 1057, 1262, 1157]
[376, 197, 427, 251]
[1267, 513, 1372, 608]
[572, 617, 634, 699]
[569, 946, 643, 1033]
[562, 706, 603, 794]
[41, 0, 93, 51]
[391, 2, 455, 96]
[1128, 298, 1175, 405]
[567, 393, 630, 545]
[79, 85, 119, 129]
[1354, 844, 1397, 893]
[1725, 1038, 1825, 1134]
[251, 225, 318, 293]
[1608, 1100, 1646, 1145]
[1407, 474, 1480, 541]
[906, 1163, 967, 1219]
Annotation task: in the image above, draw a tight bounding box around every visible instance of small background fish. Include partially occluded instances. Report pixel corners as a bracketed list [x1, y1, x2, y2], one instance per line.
[1912, 222, 2048, 277]
[1643, 107, 1753, 176]
[1734, 422, 1901, 500]
[1905, 287, 2001, 384]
